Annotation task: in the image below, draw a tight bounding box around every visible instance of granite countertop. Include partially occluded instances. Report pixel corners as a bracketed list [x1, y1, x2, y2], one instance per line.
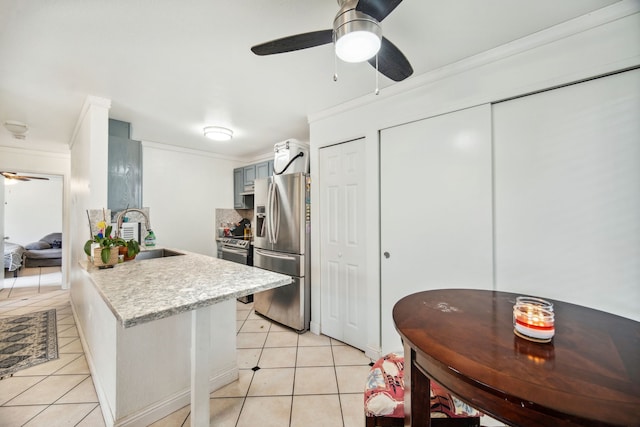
[80, 248, 291, 328]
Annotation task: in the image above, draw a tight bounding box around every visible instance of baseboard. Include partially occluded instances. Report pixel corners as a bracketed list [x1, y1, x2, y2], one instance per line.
[71, 302, 116, 427]
[113, 366, 238, 427]
[309, 320, 321, 335]
[365, 344, 382, 361]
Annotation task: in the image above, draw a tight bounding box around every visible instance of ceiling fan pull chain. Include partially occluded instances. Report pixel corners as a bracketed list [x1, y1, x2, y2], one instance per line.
[374, 54, 380, 95]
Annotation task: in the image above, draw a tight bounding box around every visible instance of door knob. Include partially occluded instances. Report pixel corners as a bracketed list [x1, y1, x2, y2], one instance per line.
[383, 252, 390, 259]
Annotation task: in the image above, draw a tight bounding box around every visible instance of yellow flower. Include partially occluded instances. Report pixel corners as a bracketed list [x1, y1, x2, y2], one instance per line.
[97, 221, 107, 230]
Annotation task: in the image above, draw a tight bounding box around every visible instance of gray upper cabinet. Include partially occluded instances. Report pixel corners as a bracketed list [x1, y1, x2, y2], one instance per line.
[256, 160, 273, 179]
[243, 165, 256, 191]
[233, 160, 274, 209]
[108, 119, 142, 215]
[233, 168, 248, 209]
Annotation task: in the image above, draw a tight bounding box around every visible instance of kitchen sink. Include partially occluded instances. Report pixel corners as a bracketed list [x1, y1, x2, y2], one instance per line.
[136, 248, 184, 260]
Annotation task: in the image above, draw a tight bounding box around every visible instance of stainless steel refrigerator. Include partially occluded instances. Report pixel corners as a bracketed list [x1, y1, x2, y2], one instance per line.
[253, 172, 310, 332]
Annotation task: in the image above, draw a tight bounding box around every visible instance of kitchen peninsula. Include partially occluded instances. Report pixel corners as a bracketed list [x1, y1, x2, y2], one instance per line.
[71, 248, 292, 427]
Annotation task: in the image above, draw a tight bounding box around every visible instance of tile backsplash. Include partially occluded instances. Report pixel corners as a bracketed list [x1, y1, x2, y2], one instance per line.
[215, 208, 253, 236]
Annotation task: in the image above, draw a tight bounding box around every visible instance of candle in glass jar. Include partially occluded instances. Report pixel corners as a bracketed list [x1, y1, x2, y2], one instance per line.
[513, 299, 555, 342]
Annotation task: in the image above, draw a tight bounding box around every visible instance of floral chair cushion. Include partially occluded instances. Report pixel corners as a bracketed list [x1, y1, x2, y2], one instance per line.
[364, 352, 481, 419]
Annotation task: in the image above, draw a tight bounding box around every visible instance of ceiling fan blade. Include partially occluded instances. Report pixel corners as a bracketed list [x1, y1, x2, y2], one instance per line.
[368, 37, 413, 82]
[21, 176, 50, 180]
[251, 30, 333, 56]
[1, 171, 49, 181]
[356, 0, 403, 22]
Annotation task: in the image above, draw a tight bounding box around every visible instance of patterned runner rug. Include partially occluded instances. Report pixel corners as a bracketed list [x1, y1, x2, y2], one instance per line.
[0, 309, 58, 378]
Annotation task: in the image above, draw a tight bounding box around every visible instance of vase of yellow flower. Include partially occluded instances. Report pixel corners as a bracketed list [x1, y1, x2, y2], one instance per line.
[84, 221, 120, 268]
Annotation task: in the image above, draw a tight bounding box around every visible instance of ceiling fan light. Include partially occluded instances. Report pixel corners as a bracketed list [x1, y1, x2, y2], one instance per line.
[334, 11, 382, 63]
[204, 126, 233, 141]
[336, 30, 381, 63]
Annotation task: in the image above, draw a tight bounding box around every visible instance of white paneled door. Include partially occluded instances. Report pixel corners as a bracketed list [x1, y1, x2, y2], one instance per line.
[380, 105, 494, 353]
[319, 138, 367, 351]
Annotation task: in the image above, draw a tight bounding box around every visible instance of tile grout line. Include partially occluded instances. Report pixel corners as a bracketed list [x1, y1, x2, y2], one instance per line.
[330, 337, 348, 427]
[234, 307, 265, 427]
[288, 324, 300, 427]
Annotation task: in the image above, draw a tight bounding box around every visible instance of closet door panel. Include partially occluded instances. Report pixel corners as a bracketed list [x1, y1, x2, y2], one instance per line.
[380, 105, 494, 353]
[494, 69, 640, 320]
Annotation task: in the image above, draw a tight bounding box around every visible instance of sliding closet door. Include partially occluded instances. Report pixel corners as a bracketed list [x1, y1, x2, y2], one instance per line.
[493, 69, 640, 320]
[380, 105, 493, 353]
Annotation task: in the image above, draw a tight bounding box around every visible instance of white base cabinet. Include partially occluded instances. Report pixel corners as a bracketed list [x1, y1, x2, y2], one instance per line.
[71, 270, 237, 427]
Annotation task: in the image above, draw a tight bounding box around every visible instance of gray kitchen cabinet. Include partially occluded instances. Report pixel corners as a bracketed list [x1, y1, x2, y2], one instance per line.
[233, 168, 248, 209]
[108, 119, 142, 214]
[255, 160, 273, 179]
[233, 160, 274, 209]
[243, 165, 256, 190]
[255, 161, 269, 179]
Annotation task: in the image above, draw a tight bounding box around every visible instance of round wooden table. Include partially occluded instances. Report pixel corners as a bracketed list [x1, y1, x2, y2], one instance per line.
[393, 289, 640, 427]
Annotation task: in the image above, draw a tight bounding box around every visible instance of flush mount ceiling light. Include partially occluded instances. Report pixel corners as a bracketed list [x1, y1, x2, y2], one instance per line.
[203, 126, 233, 141]
[4, 120, 29, 140]
[334, 8, 382, 63]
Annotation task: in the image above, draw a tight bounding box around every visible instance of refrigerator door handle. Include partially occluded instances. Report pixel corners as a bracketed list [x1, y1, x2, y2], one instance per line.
[266, 181, 275, 243]
[255, 248, 297, 261]
[273, 181, 280, 243]
[267, 179, 280, 244]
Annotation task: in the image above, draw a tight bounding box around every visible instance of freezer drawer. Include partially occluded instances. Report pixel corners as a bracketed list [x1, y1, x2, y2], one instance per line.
[254, 276, 310, 332]
[254, 248, 305, 277]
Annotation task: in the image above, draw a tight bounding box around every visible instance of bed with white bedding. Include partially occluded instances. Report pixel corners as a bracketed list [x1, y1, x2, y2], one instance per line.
[3, 242, 25, 277]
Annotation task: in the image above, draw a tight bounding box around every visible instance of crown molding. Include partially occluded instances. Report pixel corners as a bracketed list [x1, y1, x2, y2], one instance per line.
[309, 0, 640, 123]
[69, 95, 112, 149]
[141, 140, 242, 162]
[0, 145, 70, 159]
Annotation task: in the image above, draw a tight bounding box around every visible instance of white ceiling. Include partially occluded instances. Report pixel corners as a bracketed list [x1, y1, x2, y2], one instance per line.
[0, 0, 621, 159]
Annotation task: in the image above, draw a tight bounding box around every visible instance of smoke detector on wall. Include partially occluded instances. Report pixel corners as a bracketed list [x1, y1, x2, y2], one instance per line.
[4, 120, 29, 139]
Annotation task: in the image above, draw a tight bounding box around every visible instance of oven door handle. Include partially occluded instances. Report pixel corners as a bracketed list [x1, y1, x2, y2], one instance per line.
[221, 247, 248, 256]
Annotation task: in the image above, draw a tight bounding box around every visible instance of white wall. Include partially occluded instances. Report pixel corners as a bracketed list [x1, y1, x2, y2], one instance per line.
[142, 141, 243, 256]
[308, 5, 640, 356]
[4, 175, 63, 245]
[68, 95, 113, 421]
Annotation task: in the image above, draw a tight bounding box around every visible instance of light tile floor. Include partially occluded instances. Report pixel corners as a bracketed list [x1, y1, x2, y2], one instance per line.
[1, 267, 371, 426]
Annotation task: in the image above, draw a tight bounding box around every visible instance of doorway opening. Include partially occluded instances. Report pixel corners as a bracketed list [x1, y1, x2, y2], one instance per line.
[2, 172, 64, 290]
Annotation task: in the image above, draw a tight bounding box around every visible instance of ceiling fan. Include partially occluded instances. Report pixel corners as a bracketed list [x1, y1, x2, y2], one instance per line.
[1, 171, 50, 182]
[251, 0, 413, 82]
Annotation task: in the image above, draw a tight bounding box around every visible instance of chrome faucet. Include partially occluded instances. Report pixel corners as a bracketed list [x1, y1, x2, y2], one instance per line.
[114, 208, 151, 238]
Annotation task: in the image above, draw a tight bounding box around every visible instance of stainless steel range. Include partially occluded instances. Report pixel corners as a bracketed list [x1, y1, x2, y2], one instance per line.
[217, 237, 253, 303]
[218, 237, 252, 264]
